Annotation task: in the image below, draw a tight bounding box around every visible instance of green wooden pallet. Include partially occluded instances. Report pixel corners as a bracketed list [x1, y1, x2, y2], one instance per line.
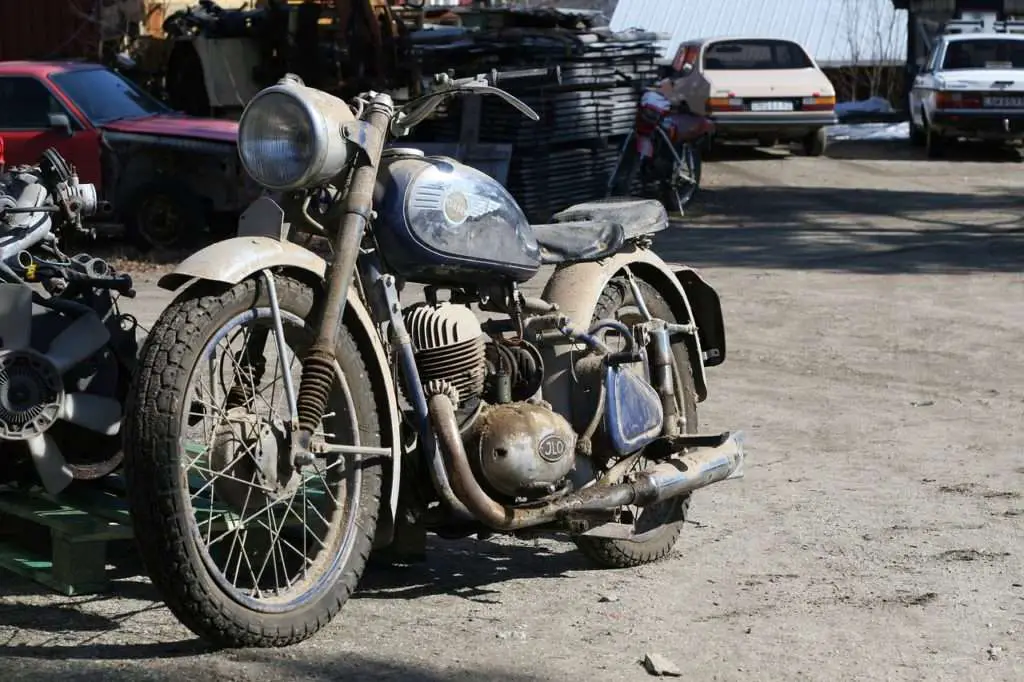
[0, 482, 134, 596]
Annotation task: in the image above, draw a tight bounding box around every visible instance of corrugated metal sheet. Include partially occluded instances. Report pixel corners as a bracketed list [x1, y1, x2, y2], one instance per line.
[0, 0, 101, 61]
[610, 0, 909, 67]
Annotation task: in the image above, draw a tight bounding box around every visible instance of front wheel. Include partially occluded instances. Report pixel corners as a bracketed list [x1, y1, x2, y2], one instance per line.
[124, 274, 384, 648]
[572, 277, 699, 569]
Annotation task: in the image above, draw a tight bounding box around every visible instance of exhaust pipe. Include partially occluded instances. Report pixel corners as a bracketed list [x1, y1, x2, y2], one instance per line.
[428, 393, 744, 532]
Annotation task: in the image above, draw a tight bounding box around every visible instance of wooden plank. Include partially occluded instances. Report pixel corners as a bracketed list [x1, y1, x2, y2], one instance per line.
[0, 486, 134, 595]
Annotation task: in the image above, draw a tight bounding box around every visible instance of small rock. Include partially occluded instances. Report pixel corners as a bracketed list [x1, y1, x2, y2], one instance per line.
[911, 400, 935, 407]
[643, 653, 682, 677]
[599, 593, 620, 603]
[1013, 583, 1022, 588]
[745, 627, 753, 634]
[496, 631, 527, 641]
[987, 645, 1002, 661]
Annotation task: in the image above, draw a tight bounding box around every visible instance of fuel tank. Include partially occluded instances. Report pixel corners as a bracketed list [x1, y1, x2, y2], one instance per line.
[372, 150, 541, 284]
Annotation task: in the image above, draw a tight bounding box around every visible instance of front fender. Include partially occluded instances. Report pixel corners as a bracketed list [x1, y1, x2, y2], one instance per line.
[157, 236, 403, 548]
[157, 236, 327, 290]
[540, 244, 723, 426]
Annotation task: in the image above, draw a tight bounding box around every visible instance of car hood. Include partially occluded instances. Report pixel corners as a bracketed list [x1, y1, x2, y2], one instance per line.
[101, 115, 238, 143]
[936, 69, 1024, 92]
[705, 68, 835, 98]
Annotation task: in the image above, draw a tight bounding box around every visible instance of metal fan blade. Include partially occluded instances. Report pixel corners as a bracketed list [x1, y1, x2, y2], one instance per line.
[26, 433, 74, 495]
[0, 284, 33, 351]
[45, 312, 110, 375]
[61, 393, 122, 436]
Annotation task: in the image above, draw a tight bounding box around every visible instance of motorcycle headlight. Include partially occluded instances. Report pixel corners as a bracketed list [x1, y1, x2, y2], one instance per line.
[238, 78, 356, 191]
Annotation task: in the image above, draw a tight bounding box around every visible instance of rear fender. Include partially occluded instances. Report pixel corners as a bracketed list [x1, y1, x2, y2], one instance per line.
[540, 245, 722, 427]
[158, 235, 403, 548]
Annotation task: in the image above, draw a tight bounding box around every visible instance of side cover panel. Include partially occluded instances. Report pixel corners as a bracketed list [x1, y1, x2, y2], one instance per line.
[540, 244, 714, 429]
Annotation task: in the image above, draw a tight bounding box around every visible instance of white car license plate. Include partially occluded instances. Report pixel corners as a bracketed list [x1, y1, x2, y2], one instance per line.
[984, 96, 1024, 108]
[750, 100, 794, 112]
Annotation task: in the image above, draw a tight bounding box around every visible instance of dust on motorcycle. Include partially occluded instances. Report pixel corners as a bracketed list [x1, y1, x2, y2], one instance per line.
[123, 70, 746, 649]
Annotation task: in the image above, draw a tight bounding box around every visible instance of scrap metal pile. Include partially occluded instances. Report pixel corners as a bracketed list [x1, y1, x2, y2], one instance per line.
[159, 2, 665, 222]
[410, 8, 664, 221]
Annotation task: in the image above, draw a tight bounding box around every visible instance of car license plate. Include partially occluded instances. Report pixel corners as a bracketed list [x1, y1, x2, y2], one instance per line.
[750, 100, 794, 112]
[984, 96, 1024, 108]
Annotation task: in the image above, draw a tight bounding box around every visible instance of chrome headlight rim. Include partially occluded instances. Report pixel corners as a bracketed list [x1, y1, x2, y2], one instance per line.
[238, 84, 332, 192]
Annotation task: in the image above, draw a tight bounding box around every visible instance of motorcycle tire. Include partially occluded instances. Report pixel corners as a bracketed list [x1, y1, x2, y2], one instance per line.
[573, 277, 699, 569]
[662, 141, 702, 214]
[124, 275, 384, 648]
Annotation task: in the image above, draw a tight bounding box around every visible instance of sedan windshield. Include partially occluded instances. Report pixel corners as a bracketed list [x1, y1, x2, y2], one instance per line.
[50, 68, 169, 124]
[943, 39, 1024, 70]
[703, 39, 814, 70]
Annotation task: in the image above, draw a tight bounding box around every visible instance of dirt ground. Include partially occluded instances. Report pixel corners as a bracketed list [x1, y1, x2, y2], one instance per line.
[1, 139, 1022, 681]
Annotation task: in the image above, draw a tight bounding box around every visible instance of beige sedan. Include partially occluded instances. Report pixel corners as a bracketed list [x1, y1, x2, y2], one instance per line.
[665, 36, 838, 156]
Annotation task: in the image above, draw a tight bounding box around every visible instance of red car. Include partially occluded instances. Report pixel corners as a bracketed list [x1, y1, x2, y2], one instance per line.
[0, 60, 258, 249]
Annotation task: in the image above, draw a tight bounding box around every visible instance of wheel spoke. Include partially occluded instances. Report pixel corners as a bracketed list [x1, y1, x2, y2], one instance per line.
[179, 305, 357, 601]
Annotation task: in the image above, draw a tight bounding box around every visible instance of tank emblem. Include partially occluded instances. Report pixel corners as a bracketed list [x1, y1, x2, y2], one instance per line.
[538, 434, 568, 463]
[443, 190, 501, 226]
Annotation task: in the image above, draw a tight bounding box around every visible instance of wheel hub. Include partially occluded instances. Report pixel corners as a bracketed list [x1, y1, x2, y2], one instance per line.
[0, 349, 64, 441]
[209, 408, 300, 513]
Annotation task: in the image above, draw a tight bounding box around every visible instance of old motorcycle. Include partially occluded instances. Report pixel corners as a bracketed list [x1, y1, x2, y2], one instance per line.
[607, 85, 715, 213]
[124, 68, 745, 648]
[0, 141, 138, 494]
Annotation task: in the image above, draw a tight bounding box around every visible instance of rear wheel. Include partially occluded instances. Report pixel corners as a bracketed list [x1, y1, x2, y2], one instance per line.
[124, 275, 384, 648]
[926, 120, 947, 159]
[661, 141, 702, 214]
[801, 127, 828, 156]
[909, 110, 926, 147]
[572, 277, 699, 569]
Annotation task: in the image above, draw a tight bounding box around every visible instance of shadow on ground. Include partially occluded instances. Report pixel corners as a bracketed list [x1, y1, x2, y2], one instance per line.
[667, 184, 1023, 274]
[357, 535, 593, 603]
[0, 535, 589, 669]
[705, 139, 1022, 164]
[1, 651, 544, 682]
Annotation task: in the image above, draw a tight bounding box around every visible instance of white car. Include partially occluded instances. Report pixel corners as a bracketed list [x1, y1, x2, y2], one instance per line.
[910, 24, 1024, 157]
[665, 36, 838, 156]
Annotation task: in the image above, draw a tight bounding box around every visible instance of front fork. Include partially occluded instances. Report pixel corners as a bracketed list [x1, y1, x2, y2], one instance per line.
[225, 93, 395, 466]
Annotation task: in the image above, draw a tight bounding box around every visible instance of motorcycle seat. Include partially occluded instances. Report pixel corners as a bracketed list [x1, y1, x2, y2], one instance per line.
[554, 197, 669, 239]
[531, 198, 669, 265]
[532, 220, 626, 264]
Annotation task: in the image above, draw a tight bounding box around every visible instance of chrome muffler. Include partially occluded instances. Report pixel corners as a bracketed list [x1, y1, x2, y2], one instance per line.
[639, 431, 745, 504]
[430, 391, 745, 531]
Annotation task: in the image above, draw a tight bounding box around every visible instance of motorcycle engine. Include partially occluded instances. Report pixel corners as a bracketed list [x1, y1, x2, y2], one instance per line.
[403, 302, 576, 500]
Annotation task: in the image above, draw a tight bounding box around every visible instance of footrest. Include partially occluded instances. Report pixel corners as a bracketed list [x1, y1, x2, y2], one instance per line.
[643, 431, 734, 460]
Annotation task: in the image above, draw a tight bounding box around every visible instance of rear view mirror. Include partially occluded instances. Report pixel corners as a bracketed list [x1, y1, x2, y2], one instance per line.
[48, 113, 72, 136]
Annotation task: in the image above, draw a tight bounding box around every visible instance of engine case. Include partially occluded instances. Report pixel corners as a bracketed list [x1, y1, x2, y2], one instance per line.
[467, 402, 577, 499]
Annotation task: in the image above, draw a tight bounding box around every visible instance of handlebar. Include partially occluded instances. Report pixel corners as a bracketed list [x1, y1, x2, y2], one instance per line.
[391, 66, 562, 138]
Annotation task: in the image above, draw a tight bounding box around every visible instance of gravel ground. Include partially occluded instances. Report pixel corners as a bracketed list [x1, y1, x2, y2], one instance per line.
[1, 139, 1022, 681]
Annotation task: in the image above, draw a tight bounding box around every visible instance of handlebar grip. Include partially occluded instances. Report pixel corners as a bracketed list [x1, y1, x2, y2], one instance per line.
[488, 66, 562, 87]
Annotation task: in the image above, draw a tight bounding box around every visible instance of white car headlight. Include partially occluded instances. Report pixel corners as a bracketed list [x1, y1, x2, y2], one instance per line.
[238, 78, 356, 191]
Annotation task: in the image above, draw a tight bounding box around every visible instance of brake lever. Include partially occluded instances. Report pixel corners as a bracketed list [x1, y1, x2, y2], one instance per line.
[463, 84, 540, 122]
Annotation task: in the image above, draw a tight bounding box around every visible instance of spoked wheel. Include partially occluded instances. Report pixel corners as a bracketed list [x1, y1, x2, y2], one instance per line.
[661, 141, 702, 213]
[124, 275, 384, 648]
[608, 137, 641, 197]
[572, 276, 699, 569]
